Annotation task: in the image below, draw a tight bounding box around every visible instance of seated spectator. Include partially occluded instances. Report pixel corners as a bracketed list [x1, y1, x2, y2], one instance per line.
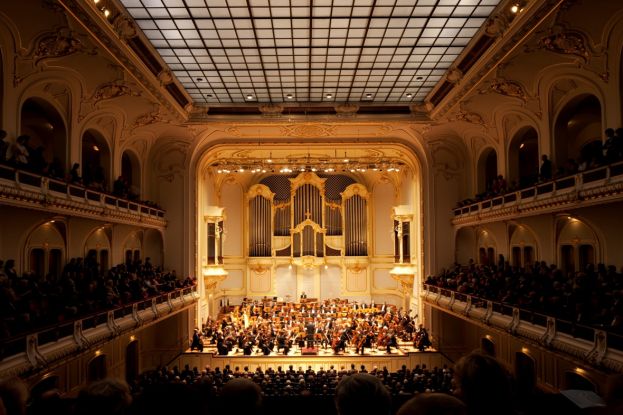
[453, 351, 515, 415]
[0, 130, 8, 163]
[10, 135, 30, 168]
[68, 163, 82, 184]
[0, 377, 28, 415]
[335, 373, 391, 415]
[539, 154, 552, 182]
[74, 378, 132, 415]
[220, 378, 262, 415]
[398, 393, 467, 415]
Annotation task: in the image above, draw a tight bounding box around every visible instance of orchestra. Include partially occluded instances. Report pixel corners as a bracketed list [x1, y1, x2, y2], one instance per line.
[195, 298, 428, 356]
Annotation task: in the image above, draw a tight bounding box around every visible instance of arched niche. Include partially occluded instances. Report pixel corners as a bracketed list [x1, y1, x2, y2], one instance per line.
[25, 221, 66, 278]
[509, 224, 539, 267]
[477, 228, 497, 265]
[477, 147, 497, 194]
[455, 227, 476, 265]
[29, 373, 60, 402]
[515, 351, 536, 397]
[81, 129, 111, 191]
[481, 336, 496, 357]
[20, 97, 68, 173]
[557, 217, 599, 275]
[564, 370, 597, 392]
[121, 150, 141, 199]
[84, 227, 111, 274]
[143, 229, 164, 268]
[508, 126, 539, 188]
[122, 231, 142, 267]
[125, 340, 139, 384]
[553, 94, 602, 169]
[87, 354, 107, 383]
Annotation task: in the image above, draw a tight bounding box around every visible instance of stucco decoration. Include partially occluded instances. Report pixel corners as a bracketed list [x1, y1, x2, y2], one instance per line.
[484, 13, 508, 38]
[259, 104, 284, 117]
[90, 80, 141, 103]
[410, 102, 434, 114]
[446, 67, 464, 84]
[112, 14, 138, 40]
[280, 123, 337, 138]
[429, 142, 464, 181]
[157, 69, 174, 86]
[481, 78, 529, 102]
[154, 140, 189, 182]
[131, 110, 168, 130]
[536, 30, 590, 62]
[454, 110, 486, 126]
[42, 82, 71, 116]
[335, 103, 359, 118]
[26, 28, 96, 63]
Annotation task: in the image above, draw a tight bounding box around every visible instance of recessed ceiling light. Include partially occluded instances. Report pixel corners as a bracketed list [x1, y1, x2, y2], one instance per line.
[196, 77, 204, 82]
[406, 93, 413, 98]
[246, 94, 254, 100]
[326, 93, 333, 99]
[286, 94, 293, 100]
[365, 93, 373, 99]
[510, 3, 519, 13]
[207, 94, 213, 98]
[416, 76, 424, 80]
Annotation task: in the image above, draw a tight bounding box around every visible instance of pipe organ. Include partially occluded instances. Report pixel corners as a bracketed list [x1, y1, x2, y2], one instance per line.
[247, 173, 370, 264]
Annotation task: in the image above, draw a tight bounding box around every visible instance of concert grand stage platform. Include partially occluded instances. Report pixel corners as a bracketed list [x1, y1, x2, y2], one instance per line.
[175, 347, 449, 373]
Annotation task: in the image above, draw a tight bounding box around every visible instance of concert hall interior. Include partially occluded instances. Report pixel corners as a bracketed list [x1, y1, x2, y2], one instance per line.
[1, 0, 623, 414]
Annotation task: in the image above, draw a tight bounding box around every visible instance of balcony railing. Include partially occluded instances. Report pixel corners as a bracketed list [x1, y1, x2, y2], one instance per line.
[0, 285, 198, 376]
[0, 164, 166, 223]
[453, 161, 623, 219]
[422, 284, 623, 373]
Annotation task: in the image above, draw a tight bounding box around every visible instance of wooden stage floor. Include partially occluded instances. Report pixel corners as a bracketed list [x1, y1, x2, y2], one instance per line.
[175, 343, 449, 373]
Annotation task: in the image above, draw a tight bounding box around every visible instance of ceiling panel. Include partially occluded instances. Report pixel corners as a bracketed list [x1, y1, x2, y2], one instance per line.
[121, 0, 502, 104]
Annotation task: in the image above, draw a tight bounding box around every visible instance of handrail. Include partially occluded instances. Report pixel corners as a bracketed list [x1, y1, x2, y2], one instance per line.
[0, 285, 197, 361]
[0, 163, 166, 218]
[422, 284, 622, 345]
[453, 160, 623, 217]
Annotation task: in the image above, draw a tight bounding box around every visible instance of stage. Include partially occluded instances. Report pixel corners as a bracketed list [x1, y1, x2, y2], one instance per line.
[175, 343, 449, 373]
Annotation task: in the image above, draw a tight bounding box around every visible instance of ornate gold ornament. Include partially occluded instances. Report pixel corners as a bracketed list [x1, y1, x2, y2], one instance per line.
[537, 30, 590, 62]
[28, 28, 96, 63]
[482, 78, 528, 102]
[112, 14, 139, 40]
[335, 104, 359, 118]
[90, 81, 141, 103]
[280, 123, 337, 138]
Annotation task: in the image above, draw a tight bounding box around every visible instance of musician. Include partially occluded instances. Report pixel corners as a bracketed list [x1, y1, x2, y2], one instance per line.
[415, 324, 432, 351]
[386, 333, 398, 354]
[190, 328, 204, 352]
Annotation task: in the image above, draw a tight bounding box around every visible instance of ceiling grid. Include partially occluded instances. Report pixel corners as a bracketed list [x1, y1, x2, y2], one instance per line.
[120, 0, 501, 104]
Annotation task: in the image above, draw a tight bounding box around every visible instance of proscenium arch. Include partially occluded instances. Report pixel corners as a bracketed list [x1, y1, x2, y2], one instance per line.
[191, 134, 427, 323]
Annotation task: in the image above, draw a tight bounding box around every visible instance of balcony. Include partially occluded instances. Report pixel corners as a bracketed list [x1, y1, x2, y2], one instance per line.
[0, 164, 166, 229]
[452, 161, 623, 226]
[421, 284, 623, 373]
[0, 285, 198, 378]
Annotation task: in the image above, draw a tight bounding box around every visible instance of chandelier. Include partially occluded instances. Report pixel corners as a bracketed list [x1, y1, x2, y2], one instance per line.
[210, 153, 406, 174]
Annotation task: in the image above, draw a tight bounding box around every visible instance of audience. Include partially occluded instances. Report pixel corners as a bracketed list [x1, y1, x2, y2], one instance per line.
[425, 261, 623, 332]
[0, 256, 194, 339]
[74, 378, 132, 415]
[456, 127, 623, 209]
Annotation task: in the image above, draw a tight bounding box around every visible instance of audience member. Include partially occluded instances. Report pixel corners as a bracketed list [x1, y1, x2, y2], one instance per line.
[397, 393, 467, 415]
[335, 373, 391, 415]
[220, 378, 263, 415]
[74, 378, 132, 415]
[453, 351, 514, 415]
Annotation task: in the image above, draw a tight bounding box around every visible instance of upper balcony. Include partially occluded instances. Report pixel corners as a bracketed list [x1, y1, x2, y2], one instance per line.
[0, 164, 166, 229]
[452, 161, 623, 227]
[422, 284, 623, 374]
